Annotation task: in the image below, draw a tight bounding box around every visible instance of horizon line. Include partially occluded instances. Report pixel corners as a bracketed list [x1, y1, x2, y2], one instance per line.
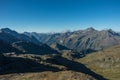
[0, 27, 119, 33]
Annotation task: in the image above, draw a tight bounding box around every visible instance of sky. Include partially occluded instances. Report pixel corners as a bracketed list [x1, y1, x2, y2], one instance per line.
[0, 0, 120, 33]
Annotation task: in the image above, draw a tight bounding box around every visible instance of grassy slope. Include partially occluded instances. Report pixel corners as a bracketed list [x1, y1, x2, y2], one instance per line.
[0, 54, 96, 80]
[0, 71, 96, 80]
[77, 45, 120, 80]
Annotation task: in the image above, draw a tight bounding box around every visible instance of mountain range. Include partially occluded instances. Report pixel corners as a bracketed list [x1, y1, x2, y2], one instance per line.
[25, 27, 120, 53]
[0, 27, 120, 80]
[1, 27, 120, 55]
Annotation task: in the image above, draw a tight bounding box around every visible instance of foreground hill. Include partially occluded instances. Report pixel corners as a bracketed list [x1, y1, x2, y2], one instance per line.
[78, 45, 120, 80]
[0, 54, 106, 80]
[0, 71, 96, 80]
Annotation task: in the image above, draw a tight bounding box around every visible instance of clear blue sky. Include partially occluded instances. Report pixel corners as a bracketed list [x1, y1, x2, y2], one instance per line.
[0, 0, 120, 32]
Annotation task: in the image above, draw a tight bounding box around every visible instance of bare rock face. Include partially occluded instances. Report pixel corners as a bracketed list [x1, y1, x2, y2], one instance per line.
[26, 28, 120, 53]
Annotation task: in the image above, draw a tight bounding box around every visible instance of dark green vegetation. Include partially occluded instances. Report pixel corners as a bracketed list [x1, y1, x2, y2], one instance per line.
[0, 28, 120, 80]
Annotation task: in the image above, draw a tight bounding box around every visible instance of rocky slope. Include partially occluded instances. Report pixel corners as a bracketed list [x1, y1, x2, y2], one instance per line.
[26, 28, 120, 53]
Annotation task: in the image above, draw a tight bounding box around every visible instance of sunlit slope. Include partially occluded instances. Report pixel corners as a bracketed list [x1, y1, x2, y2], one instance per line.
[78, 45, 120, 80]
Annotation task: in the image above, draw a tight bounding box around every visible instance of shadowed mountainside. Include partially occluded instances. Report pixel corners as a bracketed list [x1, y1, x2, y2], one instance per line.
[0, 40, 22, 54]
[0, 56, 60, 75]
[50, 43, 70, 51]
[46, 55, 107, 80]
[0, 28, 40, 44]
[0, 54, 107, 80]
[0, 28, 59, 55]
[12, 41, 59, 55]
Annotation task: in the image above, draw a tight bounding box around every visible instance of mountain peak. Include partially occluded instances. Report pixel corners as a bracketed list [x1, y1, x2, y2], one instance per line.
[86, 27, 96, 31]
[1, 28, 16, 33]
[105, 29, 118, 35]
[1, 28, 12, 32]
[107, 29, 114, 32]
